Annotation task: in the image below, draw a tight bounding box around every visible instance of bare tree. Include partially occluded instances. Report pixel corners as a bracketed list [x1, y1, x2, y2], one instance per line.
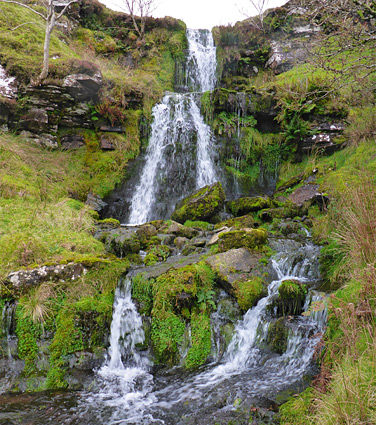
[122, 0, 157, 42]
[238, 0, 270, 31]
[0, 0, 78, 84]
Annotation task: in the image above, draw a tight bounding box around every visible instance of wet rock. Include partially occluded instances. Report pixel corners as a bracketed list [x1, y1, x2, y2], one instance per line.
[19, 108, 49, 132]
[102, 227, 141, 257]
[206, 248, 264, 293]
[226, 196, 273, 217]
[136, 224, 158, 247]
[174, 236, 189, 250]
[19, 131, 58, 149]
[207, 226, 233, 246]
[217, 228, 267, 253]
[99, 134, 116, 150]
[266, 317, 289, 354]
[171, 182, 226, 224]
[161, 221, 199, 239]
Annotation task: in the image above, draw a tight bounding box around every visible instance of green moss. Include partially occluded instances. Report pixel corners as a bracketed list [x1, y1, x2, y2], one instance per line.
[185, 311, 211, 369]
[226, 197, 273, 217]
[217, 229, 267, 253]
[234, 277, 265, 311]
[132, 274, 154, 315]
[143, 245, 171, 266]
[151, 311, 185, 364]
[184, 220, 213, 231]
[214, 214, 257, 230]
[96, 218, 121, 228]
[279, 388, 315, 425]
[15, 305, 42, 377]
[269, 279, 308, 317]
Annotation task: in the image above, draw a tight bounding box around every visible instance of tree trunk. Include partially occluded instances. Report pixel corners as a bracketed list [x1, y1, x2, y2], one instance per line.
[37, 2, 55, 83]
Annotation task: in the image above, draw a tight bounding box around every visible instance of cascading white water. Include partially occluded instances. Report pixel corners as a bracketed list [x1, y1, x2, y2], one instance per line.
[83, 237, 326, 425]
[85, 279, 156, 424]
[186, 29, 217, 92]
[127, 29, 218, 225]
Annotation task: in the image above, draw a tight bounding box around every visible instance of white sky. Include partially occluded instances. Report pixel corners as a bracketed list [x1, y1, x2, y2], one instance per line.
[99, 0, 288, 29]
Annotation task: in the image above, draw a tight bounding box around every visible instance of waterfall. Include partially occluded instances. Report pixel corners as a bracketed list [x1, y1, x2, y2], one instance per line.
[81, 237, 326, 424]
[127, 29, 218, 225]
[85, 279, 156, 423]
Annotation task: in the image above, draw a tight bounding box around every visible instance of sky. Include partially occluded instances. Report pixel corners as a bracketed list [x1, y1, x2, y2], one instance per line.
[99, 0, 288, 29]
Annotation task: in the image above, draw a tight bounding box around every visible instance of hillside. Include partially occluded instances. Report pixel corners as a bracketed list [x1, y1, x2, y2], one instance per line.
[0, 0, 375, 423]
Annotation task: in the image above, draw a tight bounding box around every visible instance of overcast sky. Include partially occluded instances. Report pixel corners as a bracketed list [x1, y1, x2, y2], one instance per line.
[99, 0, 288, 29]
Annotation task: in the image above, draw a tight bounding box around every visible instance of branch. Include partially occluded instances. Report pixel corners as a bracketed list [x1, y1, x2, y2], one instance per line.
[0, 0, 47, 20]
[56, 0, 79, 20]
[0, 21, 40, 31]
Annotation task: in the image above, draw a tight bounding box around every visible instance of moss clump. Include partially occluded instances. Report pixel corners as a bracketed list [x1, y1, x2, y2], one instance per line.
[96, 218, 121, 228]
[185, 311, 211, 369]
[217, 228, 267, 253]
[171, 182, 226, 224]
[234, 277, 265, 311]
[15, 307, 41, 377]
[270, 279, 308, 317]
[266, 317, 289, 354]
[184, 220, 213, 231]
[226, 196, 273, 217]
[214, 214, 257, 230]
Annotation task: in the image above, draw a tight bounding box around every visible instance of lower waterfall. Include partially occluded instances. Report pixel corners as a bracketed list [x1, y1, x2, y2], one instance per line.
[75, 236, 326, 425]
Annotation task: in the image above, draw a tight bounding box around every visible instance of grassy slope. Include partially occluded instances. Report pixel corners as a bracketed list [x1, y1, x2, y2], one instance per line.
[0, 2, 186, 278]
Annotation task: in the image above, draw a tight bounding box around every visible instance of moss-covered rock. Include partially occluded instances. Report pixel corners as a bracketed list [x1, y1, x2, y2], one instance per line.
[136, 224, 158, 248]
[233, 277, 266, 311]
[259, 201, 302, 222]
[214, 214, 257, 230]
[105, 230, 141, 257]
[269, 279, 308, 317]
[217, 228, 267, 253]
[226, 196, 273, 217]
[171, 182, 226, 224]
[266, 317, 289, 354]
[160, 221, 199, 239]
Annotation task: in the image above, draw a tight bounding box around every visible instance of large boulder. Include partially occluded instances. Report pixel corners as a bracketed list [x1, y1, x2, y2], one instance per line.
[217, 228, 267, 253]
[171, 182, 225, 224]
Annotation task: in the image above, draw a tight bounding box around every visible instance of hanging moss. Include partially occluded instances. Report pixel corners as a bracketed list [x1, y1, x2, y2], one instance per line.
[266, 317, 289, 354]
[185, 311, 211, 369]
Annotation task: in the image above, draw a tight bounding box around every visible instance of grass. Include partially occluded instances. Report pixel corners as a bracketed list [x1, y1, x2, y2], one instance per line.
[0, 131, 143, 276]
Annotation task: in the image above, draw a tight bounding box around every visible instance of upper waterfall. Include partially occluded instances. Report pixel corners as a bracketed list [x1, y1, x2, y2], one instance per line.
[186, 29, 217, 92]
[126, 29, 219, 225]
